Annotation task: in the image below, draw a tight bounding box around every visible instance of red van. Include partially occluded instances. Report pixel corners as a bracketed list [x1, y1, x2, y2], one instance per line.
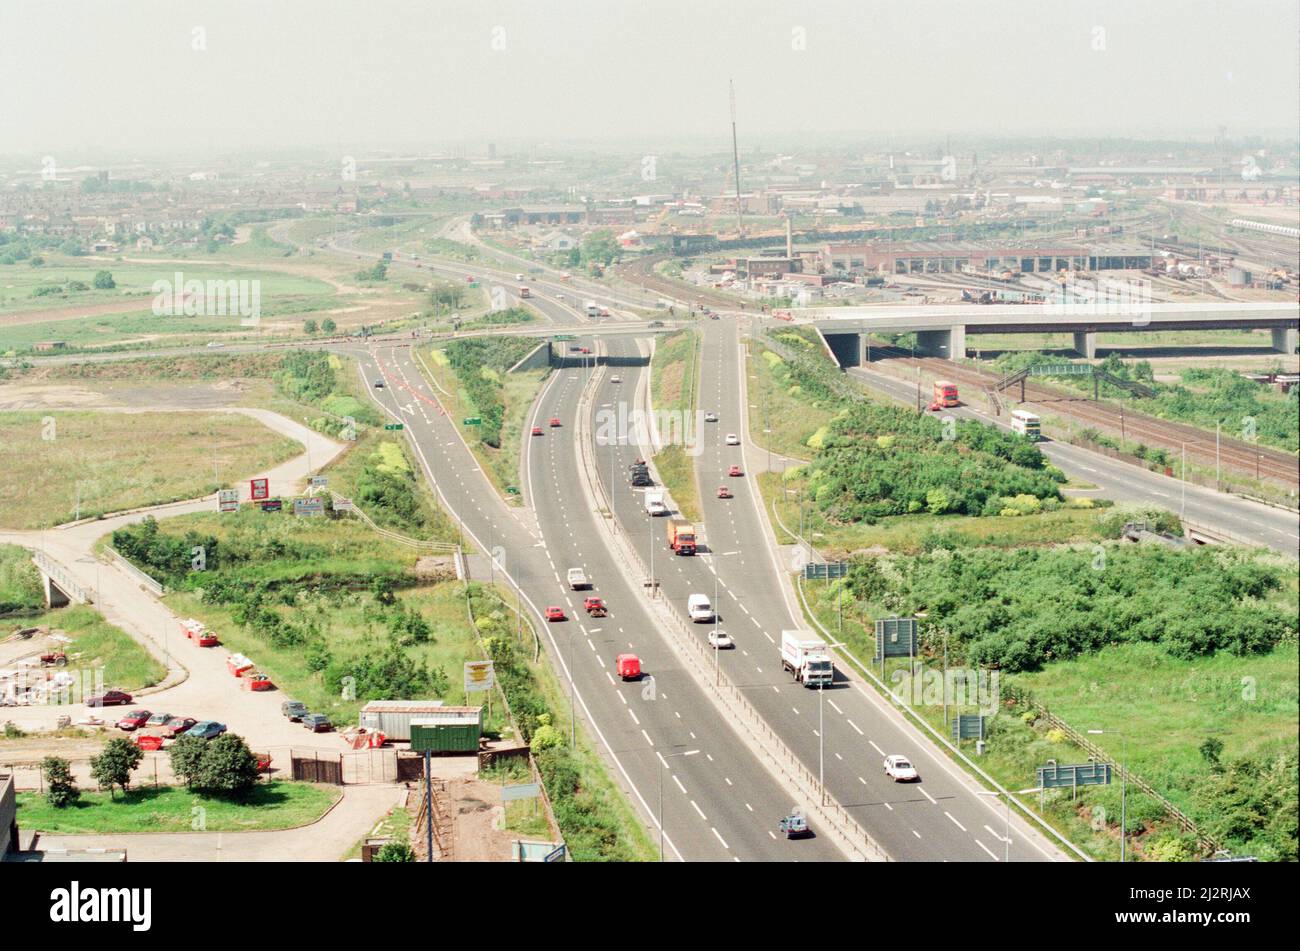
[616, 654, 642, 681]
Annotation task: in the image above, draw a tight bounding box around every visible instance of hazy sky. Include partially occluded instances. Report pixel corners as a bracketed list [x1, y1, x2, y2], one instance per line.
[2, 0, 1297, 157]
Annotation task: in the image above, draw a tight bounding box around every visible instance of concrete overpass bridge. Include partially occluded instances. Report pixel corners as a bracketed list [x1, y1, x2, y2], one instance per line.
[795, 301, 1299, 363]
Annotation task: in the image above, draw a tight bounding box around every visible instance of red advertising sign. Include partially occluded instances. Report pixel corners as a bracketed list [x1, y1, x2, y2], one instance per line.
[250, 478, 270, 500]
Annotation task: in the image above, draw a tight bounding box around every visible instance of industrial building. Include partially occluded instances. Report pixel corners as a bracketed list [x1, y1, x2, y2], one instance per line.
[818, 240, 1154, 275]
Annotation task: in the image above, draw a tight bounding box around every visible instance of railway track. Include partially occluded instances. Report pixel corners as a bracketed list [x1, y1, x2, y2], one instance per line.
[862, 340, 1299, 487]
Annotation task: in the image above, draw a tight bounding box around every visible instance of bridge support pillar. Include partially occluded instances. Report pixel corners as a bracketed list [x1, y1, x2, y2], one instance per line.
[42, 573, 70, 609]
[1271, 327, 1297, 354]
[915, 324, 966, 360]
[1073, 331, 1097, 359]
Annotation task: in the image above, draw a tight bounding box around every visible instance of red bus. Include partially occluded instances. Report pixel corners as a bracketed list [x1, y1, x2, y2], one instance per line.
[933, 380, 959, 407]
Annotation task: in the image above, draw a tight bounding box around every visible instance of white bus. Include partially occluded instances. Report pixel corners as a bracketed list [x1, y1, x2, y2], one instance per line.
[1010, 410, 1041, 441]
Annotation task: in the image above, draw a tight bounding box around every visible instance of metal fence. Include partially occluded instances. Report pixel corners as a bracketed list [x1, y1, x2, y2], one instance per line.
[102, 546, 164, 596]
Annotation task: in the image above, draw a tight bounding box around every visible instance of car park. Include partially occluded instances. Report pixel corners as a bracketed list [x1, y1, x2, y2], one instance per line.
[725, 433, 740, 446]
[884, 754, 920, 782]
[545, 606, 567, 622]
[728, 464, 743, 477]
[144, 712, 173, 729]
[86, 690, 133, 707]
[188, 721, 227, 740]
[302, 713, 332, 733]
[116, 709, 152, 731]
[281, 700, 308, 721]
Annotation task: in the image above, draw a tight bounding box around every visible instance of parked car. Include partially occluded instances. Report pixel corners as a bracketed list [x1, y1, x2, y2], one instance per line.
[86, 690, 133, 708]
[544, 606, 567, 622]
[116, 709, 152, 731]
[302, 714, 332, 733]
[188, 721, 227, 740]
[143, 712, 173, 729]
[727, 464, 743, 477]
[725, 433, 740, 446]
[161, 716, 198, 738]
[883, 754, 920, 782]
[281, 700, 308, 721]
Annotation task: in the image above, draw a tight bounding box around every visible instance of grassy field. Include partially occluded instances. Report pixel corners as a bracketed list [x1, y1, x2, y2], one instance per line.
[745, 338, 833, 461]
[649, 330, 702, 522]
[0, 543, 44, 615]
[0, 410, 302, 529]
[15, 781, 340, 833]
[4, 603, 165, 693]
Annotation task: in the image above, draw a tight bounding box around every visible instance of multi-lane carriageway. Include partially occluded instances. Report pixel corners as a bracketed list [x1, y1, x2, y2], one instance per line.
[343, 338, 843, 862]
[591, 325, 1068, 863]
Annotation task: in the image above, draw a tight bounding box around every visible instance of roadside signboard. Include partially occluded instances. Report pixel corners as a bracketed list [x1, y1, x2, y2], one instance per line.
[463, 660, 495, 693]
[803, 561, 848, 580]
[952, 714, 986, 741]
[249, 478, 269, 500]
[293, 497, 325, 517]
[309, 476, 328, 489]
[218, 489, 239, 513]
[1037, 761, 1111, 790]
[554, 334, 576, 341]
[333, 498, 353, 512]
[874, 616, 918, 660]
[384, 423, 404, 431]
[501, 783, 541, 803]
[260, 499, 282, 513]
[463, 417, 482, 426]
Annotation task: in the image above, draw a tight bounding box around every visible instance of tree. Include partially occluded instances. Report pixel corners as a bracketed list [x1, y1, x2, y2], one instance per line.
[197, 734, 261, 798]
[92, 269, 115, 289]
[374, 841, 416, 862]
[1200, 737, 1225, 768]
[42, 756, 79, 808]
[321, 317, 336, 333]
[29, 256, 45, 267]
[168, 734, 208, 789]
[303, 319, 318, 334]
[90, 738, 142, 798]
[60, 239, 84, 256]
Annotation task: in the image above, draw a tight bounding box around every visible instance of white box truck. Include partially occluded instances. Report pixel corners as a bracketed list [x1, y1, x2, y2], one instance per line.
[566, 567, 590, 590]
[688, 593, 714, 623]
[585, 300, 599, 317]
[643, 490, 668, 517]
[780, 630, 834, 687]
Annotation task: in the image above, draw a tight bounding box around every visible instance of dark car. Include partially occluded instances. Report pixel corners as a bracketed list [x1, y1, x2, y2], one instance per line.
[302, 713, 332, 733]
[188, 720, 227, 740]
[86, 690, 133, 708]
[372, 379, 385, 388]
[115, 709, 152, 731]
[161, 716, 198, 738]
[281, 700, 308, 721]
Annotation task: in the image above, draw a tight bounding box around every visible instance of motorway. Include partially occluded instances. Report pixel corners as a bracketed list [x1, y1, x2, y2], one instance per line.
[844, 364, 1300, 556]
[590, 323, 1069, 862]
[342, 337, 844, 861]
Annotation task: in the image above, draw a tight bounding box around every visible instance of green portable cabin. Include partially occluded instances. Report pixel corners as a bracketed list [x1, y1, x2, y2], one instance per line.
[409, 708, 483, 753]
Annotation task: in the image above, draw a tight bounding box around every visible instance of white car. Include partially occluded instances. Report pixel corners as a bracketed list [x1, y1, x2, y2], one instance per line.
[704, 412, 719, 423]
[883, 755, 920, 783]
[206, 341, 225, 348]
[725, 433, 740, 446]
[610, 375, 622, 384]
[708, 630, 733, 649]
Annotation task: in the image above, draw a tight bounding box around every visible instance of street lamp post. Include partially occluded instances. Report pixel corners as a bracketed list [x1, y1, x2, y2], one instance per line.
[658, 749, 700, 861]
[1088, 728, 1128, 862]
[977, 790, 1012, 862]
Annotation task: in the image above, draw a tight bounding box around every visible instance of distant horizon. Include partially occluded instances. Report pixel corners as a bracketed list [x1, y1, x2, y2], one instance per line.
[2, 0, 1296, 157]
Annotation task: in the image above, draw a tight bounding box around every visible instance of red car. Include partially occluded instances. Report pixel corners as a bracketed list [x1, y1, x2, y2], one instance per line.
[116, 709, 152, 731]
[717, 485, 733, 499]
[86, 690, 133, 707]
[616, 653, 642, 680]
[727, 465, 743, 477]
[161, 716, 198, 738]
[927, 401, 943, 412]
[531, 426, 544, 436]
[544, 606, 567, 622]
[584, 596, 607, 616]
[549, 417, 561, 427]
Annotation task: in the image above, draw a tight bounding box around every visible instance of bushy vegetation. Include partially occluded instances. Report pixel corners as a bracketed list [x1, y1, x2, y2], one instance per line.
[442, 336, 539, 448]
[844, 544, 1295, 672]
[275, 351, 380, 435]
[805, 401, 1064, 522]
[0, 543, 44, 615]
[1191, 747, 1298, 861]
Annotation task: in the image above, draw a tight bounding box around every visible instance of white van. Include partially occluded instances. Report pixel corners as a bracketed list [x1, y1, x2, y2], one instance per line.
[687, 593, 714, 623]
